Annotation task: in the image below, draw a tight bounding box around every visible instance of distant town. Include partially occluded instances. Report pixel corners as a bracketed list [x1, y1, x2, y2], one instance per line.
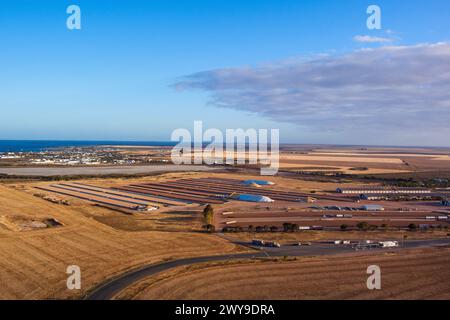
[0, 146, 172, 167]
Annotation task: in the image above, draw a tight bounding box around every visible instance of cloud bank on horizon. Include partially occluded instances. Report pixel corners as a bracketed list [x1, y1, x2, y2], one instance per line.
[175, 42, 450, 140]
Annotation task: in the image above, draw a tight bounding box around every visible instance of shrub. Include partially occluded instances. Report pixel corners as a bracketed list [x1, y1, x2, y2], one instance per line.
[356, 222, 369, 231]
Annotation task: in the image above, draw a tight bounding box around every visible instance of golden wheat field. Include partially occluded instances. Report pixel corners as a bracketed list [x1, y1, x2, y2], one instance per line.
[127, 247, 450, 300]
[0, 184, 238, 299]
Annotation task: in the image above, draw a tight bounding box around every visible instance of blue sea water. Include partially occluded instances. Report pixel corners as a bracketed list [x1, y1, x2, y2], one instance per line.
[0, 140, 177, 152]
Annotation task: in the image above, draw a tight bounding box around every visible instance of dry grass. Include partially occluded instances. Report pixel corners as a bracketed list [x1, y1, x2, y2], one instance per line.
[128, 247, 450, 300]
[0, 184, 239, 299]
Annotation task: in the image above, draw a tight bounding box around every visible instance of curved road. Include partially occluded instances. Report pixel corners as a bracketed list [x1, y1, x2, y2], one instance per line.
[85, 238, 450, 300]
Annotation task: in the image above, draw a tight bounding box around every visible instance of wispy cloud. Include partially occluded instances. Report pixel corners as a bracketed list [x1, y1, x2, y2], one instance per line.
[175, 43, 450, 140]
[353, 35, 394, 43]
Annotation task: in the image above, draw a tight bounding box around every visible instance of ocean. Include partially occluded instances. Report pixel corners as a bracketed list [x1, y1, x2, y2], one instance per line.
[0, 140, 177, 152]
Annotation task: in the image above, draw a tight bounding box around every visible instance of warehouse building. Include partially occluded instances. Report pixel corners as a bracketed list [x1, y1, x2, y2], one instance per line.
[336, 187, 431, 195]
[359, 193, 438, 201]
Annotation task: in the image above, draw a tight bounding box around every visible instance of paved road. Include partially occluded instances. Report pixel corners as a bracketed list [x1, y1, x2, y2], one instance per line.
[85, 238, 450, 300]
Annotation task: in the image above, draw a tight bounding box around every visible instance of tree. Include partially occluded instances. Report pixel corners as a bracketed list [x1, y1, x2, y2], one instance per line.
[248, 225, 254, 232]
[270, 226, 278, 232]
[291, 224, 299, 232]
[340, 224, 348, 231]
[203, 205, 214, 226]
[356, 222, 369, 231]
[206, 224, 215, 233]
[408, 223, 417, 231]
[283, 223, 292, 232]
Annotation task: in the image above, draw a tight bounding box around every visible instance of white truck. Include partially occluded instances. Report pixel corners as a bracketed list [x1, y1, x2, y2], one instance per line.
[378, 241, 399, 248]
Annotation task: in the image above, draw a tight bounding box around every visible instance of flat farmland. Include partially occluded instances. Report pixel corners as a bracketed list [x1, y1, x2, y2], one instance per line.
[0, 184, 239, 299]
[0, 165, 218, 177]
[278, 147, 450, 174]
[128, 247, 450, 300]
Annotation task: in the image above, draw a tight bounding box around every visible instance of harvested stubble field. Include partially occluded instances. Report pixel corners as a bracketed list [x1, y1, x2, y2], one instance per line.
[127, 247, 450, 300]
[0, 184, 239, 299]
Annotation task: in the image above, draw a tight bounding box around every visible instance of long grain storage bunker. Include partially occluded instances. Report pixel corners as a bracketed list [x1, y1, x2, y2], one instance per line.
[236, 194, 275, 203]
[242, 180, 275, 186]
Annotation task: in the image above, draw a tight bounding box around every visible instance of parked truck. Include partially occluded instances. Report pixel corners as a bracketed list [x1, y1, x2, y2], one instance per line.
[378, 241, 399, 248]
[265, 241, 281, 248]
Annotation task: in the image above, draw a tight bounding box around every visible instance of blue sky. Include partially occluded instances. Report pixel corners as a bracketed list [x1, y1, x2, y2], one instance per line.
[0, 0, 449, 145]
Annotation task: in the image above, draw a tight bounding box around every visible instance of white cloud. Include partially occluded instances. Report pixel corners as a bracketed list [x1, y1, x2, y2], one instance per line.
[353, 35, 394, 43]
[175, 43, 450, 142]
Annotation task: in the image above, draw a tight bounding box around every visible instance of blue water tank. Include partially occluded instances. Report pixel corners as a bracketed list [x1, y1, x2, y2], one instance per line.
[242, 180, 274, 186]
